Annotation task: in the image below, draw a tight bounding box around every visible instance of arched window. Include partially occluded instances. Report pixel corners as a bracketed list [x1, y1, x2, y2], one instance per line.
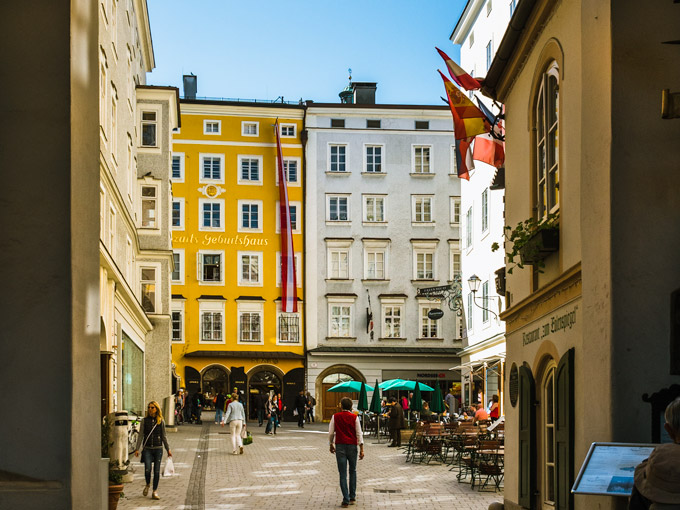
[535, 62, 559, 220]
[542, 363, 557, 508]
[322, 372, 354, 384]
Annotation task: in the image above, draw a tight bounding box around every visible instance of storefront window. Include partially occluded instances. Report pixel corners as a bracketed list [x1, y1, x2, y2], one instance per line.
[121, 331, 144, 415]
[322, 373, 353, 384]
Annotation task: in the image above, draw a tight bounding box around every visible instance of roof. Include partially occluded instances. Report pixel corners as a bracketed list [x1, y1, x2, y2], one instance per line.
[185, 350, 304, 359]
[308, 346, 461, 355]
[306, 102, 449, 111]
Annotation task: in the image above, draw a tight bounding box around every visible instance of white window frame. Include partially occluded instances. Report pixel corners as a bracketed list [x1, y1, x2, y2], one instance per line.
[450, 144, 458, 175]
[418, 298, 443, 339]
[126, 134, 133, 203]
[108, 205, 116, 254]
[203, 119, 221, 135]
[412, 195, 434, 224]
[110, 85, 118, 166]
[363, 195, 386, 224]
[139, 107, 159, 149]
[238, 199, 264, 233]
[279, 123, 296, 138]
[276, 157, 301, 187]
[276, 305, 301, 345]
[481, 188, 489, 233]
[465, 206, 473, 249]
[237, 301, 264, 344]
[381, 297, 405, 339]
[326, 194, 351, 223]
[326, 240, 352, 280]
[172, 249, 185, 285]
[363, 239, 389, 280]
[449, 242, 461, 281]
[171, 301, 185, 343]
[140, 263, 160, 314]
[364, 144, 384, 173]
[198, 198, 225, 232]
[275, 201, 301, 234]
[450, 196, 461, 225]
[172, 198, 185, 231]
[327, 297, 355, 338]
[197, 250, 224, 285]
[238, 251, 263, 287]
[467, 292, 474, 332]
[276, 252, 302, 288]
[412, 145, 432, 174]
[140, 183, 158, 229]
[486, 40, 493, 71]
[171, 152, 185, 182]
[199, 300, 225, 344]
[536, 62, 560, 220]
[199, 153, 225, 184]
[241, 121, 259, 137]
[412, 240, 437, 281]
[237, 155, 263, 185]
[482, 280, 490, 323]
[99, 50, 107, 140]
[328, 144, 349, 173]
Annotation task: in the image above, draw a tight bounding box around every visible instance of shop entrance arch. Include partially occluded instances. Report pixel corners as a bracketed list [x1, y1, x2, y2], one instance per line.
[247, 367, 283, 420]
[201, 365, 230, 403]
[316, 365, 365, 422]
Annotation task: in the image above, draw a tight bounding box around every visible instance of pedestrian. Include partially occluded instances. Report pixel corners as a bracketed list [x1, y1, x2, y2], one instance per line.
[276, 392, 285, 423]
[489, 394, 500, 422]
[215, 389, 226, 425]
[221, 393, 246, 455]
[256, 391, 268, 426]
[445, 388, 458, 416]
[387, 397, 405, 447]
[295, 390, 307, 428]
[192, 390, 203, 424]
[306, 391, 316, 423]
[134, 400, 172, 501]
[329, 397, 364, 508]
[265, 394, 279, 435]
[183, 391, 193, 423]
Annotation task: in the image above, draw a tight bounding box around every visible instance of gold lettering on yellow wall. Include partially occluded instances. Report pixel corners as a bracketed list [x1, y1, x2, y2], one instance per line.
[172, 233, 270, 247]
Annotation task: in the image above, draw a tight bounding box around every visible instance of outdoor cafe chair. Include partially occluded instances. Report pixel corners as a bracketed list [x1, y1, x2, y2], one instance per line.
[476, 440, 504, 492]
[454, 436, 478, 483]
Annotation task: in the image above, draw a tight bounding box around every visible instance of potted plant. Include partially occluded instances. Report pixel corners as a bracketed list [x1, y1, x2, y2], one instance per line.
[102, 415, 126, 510]
[492, 212, 559, 273]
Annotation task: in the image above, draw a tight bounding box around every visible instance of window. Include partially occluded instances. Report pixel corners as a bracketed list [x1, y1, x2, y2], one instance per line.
[482, 188, 489, 232]
[171, 310, 183, 342]
[278, 313, 300, 343]
[327, 195, 350, 222]
[171, 153, 185, 181]
[200, 302, 224, 343]
[280, 123, 296, 137]
[204, 120, 221, 134]
[108, 206, 116, 253]
[487, 0, 492, 15]
[110, 88, 117, 163]
[450, 197, 461, 224]
[238, 156, 262, 184]
[276, 252, 302, 288]
[141, 110, 157, 147]
[382, 304, 403, 338]
[238, 252, 262, 286]
[450, 145, 458, 175]
[329, 145, 347, 172]
[328, 249, 349, 279]
[110, 0, 117, 54]
[536, 62, 560, 220]
[469, 31, 475, 48]
[482, 281, 489, 323]
[198, 251, 223, 283]
[200, 154, 223, 182]
[419, 302, 441, 338]
[328, 302, 353, 338]
[364, 195, 385, 223]
[200, 200, 223, 230]
[366, 251, 385, 280]
[365, 145, 383, 173]
[99, 52, 107, 136]
[486, 41, 493, 71]
[140, 267, 156, 313]
[239, 200, 262, 232]
[466, 207, 473, 248]
[415, 121, 429, 130]
[281, 158, 299, 184]
[467, 293, 474, 330]
[100, 188, 106, 239]
[275, 201, 300, 233]
[172, 250, 184, 284]
[366, 119, 381, 129]
[412, 240, 437, 280]
[172, 199, 184, 229]
[412, 196, 433, 223]
[141, 185, 157, 228]
[330, 118, 345, 128]
[413, 146, 431, 174]
[241, 121, 259, 136]
[126, 135, 133, 200]
[238, 303, 263, 343]
[450, 249, 461, 280]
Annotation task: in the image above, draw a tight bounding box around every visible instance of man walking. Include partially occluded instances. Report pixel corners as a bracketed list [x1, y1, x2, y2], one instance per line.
[295, 390, 307, 428]
[329, 397, 364, 508]
[214, 389, 226, 425]
[387, 397, 405, 447]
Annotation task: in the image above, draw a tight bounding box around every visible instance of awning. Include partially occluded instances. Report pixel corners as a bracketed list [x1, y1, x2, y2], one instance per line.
[449, 354, 505, 373]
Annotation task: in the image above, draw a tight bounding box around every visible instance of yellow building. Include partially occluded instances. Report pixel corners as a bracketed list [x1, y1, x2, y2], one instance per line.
[170, 95, 305, 419]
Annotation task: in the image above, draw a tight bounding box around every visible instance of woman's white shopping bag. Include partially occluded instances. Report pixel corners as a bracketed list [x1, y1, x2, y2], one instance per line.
[163, 457, 175, 477]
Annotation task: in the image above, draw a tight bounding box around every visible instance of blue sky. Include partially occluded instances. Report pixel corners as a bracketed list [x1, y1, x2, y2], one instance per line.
[146, 1, 467, 105]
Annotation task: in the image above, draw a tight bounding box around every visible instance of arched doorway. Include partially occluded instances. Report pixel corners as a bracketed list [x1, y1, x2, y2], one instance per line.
[201, 365, 229, 401]
[247, 368, 282, 420]
[317, 365, 366, 422]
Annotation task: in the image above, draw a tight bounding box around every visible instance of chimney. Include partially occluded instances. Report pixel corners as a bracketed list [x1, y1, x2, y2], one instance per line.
[183, 74, 197, 100]
[351, 82, 377, 105]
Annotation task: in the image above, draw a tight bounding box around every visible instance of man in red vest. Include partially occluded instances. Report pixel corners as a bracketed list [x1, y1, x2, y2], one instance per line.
[329, 397, 364, 508]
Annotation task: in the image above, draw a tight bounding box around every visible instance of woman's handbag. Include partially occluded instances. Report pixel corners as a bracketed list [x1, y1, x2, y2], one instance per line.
[240, 423, 248, 439]
[293, 408, 298, 416]
[163, 457, 175, 477]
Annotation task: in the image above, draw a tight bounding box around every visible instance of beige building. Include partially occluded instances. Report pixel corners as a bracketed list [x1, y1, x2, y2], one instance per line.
[482, 1, 680, 510]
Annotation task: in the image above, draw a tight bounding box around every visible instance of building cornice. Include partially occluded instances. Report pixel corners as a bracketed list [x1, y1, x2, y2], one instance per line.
[450, 0, 483, 44]
[179, 102, 305, 119]
[133, 0, 155, 71]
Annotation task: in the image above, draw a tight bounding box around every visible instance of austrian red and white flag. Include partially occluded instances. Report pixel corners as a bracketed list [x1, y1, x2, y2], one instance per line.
[275, 121, 298, 312]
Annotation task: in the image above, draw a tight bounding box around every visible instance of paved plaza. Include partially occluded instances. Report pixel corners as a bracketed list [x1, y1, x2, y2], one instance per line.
[118, 412, 502, 510]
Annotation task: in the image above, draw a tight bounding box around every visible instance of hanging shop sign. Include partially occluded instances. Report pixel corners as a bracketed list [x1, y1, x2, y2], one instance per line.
[427, 308, 445, 320]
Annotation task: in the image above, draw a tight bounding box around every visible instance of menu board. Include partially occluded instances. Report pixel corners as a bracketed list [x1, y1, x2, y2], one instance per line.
[572, 443, 657, 496]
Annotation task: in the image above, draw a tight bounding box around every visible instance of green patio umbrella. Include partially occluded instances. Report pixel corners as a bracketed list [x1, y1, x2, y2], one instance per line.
[327, 380, 374, 392]
[410, 380, 423, 412]
[369, 380, 382, 414]
[382, 380, 434, 392]
[378, 379, 405, 389]
[430, 384, 445, 413]
[357, 382, 369, 412]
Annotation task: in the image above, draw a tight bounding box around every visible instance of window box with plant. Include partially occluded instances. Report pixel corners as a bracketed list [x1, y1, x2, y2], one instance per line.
[492, 212, 559, 273]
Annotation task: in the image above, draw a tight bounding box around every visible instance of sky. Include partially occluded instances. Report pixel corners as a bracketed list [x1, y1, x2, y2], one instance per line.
[146, 0, 467, 105]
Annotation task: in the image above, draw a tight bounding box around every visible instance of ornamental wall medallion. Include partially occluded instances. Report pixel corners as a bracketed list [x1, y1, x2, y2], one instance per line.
[198, 185, 225, 198]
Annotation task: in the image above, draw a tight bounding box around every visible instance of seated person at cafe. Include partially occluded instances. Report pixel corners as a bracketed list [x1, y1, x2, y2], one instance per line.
[629, 397, 680, 510]
[473, 403, 489, 423]
[421, 401, 433, 419]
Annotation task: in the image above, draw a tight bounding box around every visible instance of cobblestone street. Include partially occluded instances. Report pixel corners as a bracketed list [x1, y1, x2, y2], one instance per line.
[118, 413, 503, 510]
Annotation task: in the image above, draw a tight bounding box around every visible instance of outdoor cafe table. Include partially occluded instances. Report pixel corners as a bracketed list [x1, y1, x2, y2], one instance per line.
[463, 446, 504, 490]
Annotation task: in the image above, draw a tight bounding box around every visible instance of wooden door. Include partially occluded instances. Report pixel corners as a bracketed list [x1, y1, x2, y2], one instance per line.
[322, 384, 352, 421]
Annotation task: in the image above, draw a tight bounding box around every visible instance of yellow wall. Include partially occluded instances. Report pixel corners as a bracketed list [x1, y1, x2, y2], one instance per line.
[170, 104, 305, 382]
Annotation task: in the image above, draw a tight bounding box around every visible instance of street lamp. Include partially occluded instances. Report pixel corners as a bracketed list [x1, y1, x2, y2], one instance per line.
[467, 274, 499, 320]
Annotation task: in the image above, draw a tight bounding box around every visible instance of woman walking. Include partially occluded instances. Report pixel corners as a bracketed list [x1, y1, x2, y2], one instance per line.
[265, 394, 279, 435]
[221, 393, 246, 455]
[134, 401, 172, 500]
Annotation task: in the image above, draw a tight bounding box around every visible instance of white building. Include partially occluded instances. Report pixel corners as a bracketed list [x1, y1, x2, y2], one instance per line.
[449, 0, 516, 409]
[305, 82, 463, 421]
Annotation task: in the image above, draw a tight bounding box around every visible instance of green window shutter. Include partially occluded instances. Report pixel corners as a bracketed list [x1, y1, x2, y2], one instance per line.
[555, 348, 574, 510]
[518, 363, 537, 509]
